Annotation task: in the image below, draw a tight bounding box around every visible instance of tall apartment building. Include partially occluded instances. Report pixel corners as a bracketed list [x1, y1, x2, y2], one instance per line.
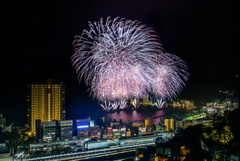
[27, 79, 66, 135]
[144, 118, 151, 128]
[164, 118, 174, 132]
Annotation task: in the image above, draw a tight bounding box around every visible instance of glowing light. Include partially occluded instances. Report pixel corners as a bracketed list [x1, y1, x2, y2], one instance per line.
[77, 125, 89, 128]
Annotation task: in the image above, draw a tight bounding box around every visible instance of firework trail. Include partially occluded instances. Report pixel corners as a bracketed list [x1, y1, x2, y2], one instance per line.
[72, 17, 188, 111]
[155, 99, 165, 109]
[100, 101, 113, 112]
[112, 101, 120, 110]
[119, 100, 127, 109]
[131, 98, 138, 109]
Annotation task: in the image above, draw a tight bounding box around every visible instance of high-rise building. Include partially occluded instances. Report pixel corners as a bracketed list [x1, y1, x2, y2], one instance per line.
[27, 79, 66, 134]
[144, 118, 151, 128]
[164, 119, 174, 132]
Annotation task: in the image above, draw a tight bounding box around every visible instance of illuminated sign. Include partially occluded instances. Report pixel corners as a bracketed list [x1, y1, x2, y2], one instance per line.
[77, 125, 89, 129]
[90, 120, 94, 127]
[60, 120, 73, 126]
[76, 119, 89, 125]
[107, 126, 113, 133]
[138, 127, 146, 132]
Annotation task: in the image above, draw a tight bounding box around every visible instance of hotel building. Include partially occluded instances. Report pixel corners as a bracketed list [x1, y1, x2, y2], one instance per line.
[27, 79, 66, 135]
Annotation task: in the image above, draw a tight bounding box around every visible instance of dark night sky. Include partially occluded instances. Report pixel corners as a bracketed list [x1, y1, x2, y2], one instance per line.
[1, 0, 239, 124]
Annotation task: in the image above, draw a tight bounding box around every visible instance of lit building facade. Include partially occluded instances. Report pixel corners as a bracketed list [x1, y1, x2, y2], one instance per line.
[164, 119, 174, 132]
[42, 121, 58, 142]
[138, 127, 147, 135]
[144, 118, 151, 128]
[175, 120, 184, 129]
[90, 125, 101, 138]
[183, 120, 192, 129]
[156, 125, 165, 132]
[132, 122, 143, 127]
[173, 99, 195, 109]
[27, 80, 66, 135]
[60, 120, 73, 141]
[76, 119, 90, 139]
[192, 119, 212, 126]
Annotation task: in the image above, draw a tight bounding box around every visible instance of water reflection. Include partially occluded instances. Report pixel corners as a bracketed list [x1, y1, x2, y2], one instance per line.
[106, 108, 169, 125]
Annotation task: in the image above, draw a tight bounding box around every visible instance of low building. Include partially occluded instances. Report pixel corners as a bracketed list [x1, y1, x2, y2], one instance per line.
[192, 119, 212, 127]
[110, 121, 120, 127]
[200, 137, 222, 159]
[183, 120, 192, 129]
[156, 125, 165, 132]
[90, 125, 101, 138]
[42, 121, 58, 142]
[60, 120, 73, 141]
[175, 120, 183, 129]
[126, 130, 131, 137]
[132, 121, 143, 127]
[138, 127, 146, 135]
[76, 119, 90, 139]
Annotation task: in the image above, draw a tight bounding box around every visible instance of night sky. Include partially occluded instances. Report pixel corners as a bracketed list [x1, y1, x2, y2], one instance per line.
[1, 0, 239, 124]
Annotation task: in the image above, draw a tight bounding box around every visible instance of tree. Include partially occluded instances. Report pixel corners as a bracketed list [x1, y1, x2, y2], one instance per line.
[9, 126, 21, 154]
[226, 108, 240, 142]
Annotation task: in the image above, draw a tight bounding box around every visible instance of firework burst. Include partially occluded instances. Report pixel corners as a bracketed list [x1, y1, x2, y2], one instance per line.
[72, 17, 163, 101]
[72, 17, 188, 111]
[151, 53, 189, 108]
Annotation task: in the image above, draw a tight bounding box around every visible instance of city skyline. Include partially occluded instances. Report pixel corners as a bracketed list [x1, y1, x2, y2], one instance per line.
[1, 0, 239, 124]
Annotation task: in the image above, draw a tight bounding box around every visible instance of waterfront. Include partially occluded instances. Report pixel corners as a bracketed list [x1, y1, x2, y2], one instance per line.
[105, 107, 195, 124]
